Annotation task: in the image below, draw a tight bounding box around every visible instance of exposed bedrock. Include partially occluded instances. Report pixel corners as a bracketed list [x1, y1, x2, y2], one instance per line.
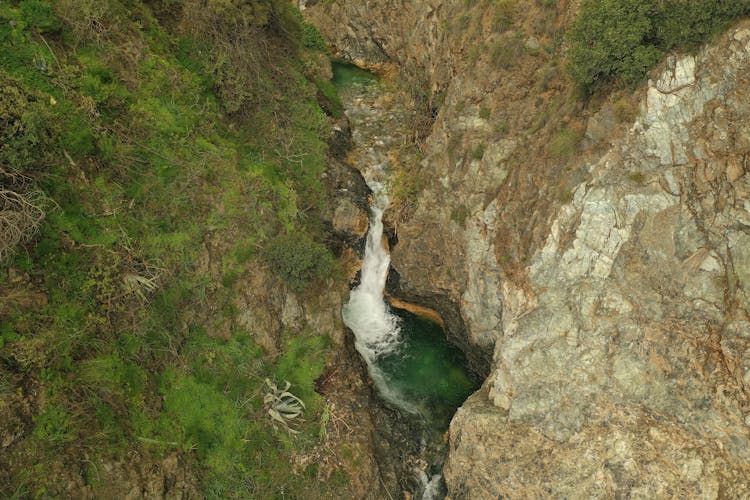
[305, 1, 750, 496]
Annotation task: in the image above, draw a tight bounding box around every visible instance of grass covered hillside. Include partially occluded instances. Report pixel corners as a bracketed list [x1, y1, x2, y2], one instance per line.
[0, 0, 352, 497]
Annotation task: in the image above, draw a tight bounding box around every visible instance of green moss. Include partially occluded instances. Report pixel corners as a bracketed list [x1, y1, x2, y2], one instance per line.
[0, 0, 347, 496]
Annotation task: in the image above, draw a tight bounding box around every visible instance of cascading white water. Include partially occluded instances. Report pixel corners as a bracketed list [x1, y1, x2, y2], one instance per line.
[336, 64, 463, 500]
[341, 163, 421, 413]
[342, 151, 442, 500]
[342, 175, 400, 358]
[418, 471, 444, 500]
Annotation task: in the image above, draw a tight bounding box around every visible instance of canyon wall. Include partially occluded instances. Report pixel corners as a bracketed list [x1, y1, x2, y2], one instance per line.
[305, 1, 750, 496]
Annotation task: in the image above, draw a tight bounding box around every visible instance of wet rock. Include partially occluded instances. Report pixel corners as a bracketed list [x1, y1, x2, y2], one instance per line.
[333, 198, 369, 237]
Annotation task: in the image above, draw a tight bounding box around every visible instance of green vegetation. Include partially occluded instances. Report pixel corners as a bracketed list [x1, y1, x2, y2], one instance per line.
[490, 36, 525, 70]
[493, 0, 517, 32]
[315, 79, 345, 117]
[471, 144, 485, 160]
[567, 0, 750, 94]
[265, 233, 335, 293]
[450, 205, 471, 228]
[0, 0, 347, 496]
[549, 127, 584, 160]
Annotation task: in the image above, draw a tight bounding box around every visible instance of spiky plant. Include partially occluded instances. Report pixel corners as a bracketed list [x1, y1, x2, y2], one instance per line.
[263, 378, 305, 435]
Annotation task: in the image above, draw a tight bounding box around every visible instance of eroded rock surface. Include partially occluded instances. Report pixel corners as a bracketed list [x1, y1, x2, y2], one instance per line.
[449, 28, 750, 498]
[305, 1, 750, 495]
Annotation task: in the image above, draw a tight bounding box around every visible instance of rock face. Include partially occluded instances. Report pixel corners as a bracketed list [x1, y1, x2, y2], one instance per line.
[305, 1, 750, 496]
[447, 32, 750, 496]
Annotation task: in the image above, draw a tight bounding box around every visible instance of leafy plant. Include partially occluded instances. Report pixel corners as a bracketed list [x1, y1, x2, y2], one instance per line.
[302, 22, 327, 51]
[567, 0, 750, 94]
[264, 233, 334, 292]
[566, 0, 659, 94]
[263, 378, 305, 434]
[33, 404, 72, 442]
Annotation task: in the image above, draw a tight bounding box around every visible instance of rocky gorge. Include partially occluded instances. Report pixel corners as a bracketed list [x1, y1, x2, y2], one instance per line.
[304, 1, 750, 497]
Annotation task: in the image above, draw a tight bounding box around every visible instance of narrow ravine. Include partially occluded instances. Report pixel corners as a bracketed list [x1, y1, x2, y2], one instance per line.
[334, 63, 478, 499]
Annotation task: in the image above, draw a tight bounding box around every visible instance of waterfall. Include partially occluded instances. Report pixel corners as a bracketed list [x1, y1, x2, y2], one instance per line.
[418, 471, 444, 500]
[342, 177, 399, 356]
[342, 162, 420, 412]
[336, 63, 471, 500]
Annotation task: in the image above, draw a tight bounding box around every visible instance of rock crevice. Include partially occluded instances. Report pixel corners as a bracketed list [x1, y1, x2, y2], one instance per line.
[305, 2, 750, 496]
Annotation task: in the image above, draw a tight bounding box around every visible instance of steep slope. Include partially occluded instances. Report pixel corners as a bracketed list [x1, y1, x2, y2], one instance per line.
[0, 1, 383, 497]
[304, 1, 750, 496]
[446, 31, 750, 497]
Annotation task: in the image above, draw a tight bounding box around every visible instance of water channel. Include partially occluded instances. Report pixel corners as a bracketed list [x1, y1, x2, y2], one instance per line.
[334, 62, 479, 498]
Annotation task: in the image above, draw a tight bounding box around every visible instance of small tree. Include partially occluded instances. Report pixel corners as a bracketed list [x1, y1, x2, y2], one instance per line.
[567, 0, 660, 94]
[264, 233, 334, 292]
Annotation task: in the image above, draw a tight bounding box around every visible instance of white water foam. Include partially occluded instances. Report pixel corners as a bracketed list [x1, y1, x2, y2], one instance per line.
[342, 178, 399, 356]
[342, 161, 422, 413]
[417, 470, 444, 500]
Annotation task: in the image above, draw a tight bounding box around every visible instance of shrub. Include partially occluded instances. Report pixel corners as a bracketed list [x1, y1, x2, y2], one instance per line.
[302, 22, 327, 51]
[20, 0, 60, 33]
[264, 233, 334, 292]
[0, 72, 58, 172]
[0, 168, 47, 261]
[655, 0, 750, 51]
[33, 404, 72, 442]
[566, 0, 660, 94]
[490, 36, 525, 70]
[471, 144, 485, 160]
[450, 205, 471, 228]
[493, 0, 517, 32]
[567, 0, 750, 94]
[314, 79, 343, 118]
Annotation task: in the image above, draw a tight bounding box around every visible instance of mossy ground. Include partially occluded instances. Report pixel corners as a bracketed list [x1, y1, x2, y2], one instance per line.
[0, 0, 348, 497]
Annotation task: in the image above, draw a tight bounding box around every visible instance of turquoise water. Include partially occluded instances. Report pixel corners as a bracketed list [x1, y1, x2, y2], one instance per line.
[333, 59, 478, 432]
[378, 308, 479, 430]
[332, 61, 379, 89]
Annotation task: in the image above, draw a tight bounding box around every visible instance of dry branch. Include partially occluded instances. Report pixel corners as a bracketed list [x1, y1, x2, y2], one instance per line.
[0, 168, 47, 261]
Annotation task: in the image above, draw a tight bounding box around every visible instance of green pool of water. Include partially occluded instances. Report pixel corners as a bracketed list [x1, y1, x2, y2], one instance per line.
[376, 308, 479, 430]
[332, 61, 379, 89]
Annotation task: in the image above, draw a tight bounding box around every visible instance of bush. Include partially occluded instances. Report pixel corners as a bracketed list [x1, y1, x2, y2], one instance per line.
[566, 0, 660, 94]
[302, 22, 327, 51]
[0, 72, 59, 172]
[264, 233, 334, 292]
[567, 0, 750, 94]
[33, 404, 72, 442]
[490, 36, 525, 70]
[493, 0, 517, 32]
[20, 0, 60, 33]
[655, 0, 750, 51]
[314, 79, 343, 118]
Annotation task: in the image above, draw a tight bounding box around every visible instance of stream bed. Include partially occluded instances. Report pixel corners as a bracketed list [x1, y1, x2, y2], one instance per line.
[334, 62, 479, 498]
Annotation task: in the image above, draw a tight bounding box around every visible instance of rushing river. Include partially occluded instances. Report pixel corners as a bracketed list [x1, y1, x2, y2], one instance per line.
[335, 62, 478, 499]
